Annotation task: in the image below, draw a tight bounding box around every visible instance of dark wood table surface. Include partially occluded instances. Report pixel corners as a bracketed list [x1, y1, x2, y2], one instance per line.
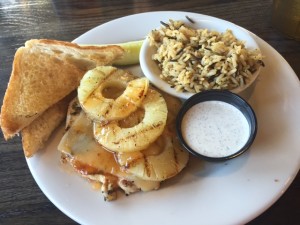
[0, 0, 299, 224]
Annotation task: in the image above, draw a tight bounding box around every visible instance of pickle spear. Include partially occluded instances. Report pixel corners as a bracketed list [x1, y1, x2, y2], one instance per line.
[80, 40, 143, 66]
[113, 40, 143, 66]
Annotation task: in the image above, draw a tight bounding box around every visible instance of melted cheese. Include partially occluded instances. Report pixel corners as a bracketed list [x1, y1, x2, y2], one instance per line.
[58, 109, 160, 200]
[58, 111, 127, 177]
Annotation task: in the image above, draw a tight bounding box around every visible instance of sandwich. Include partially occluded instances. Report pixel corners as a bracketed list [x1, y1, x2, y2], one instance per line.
[58, 66, 189, 200]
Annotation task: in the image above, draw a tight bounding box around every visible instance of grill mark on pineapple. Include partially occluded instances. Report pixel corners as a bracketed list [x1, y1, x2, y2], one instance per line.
[171, 137, 179, 172]
[137, 88, 147, 99]
[103, 103, 113, 117]
[144, 154, 151, 178]
[82, 68, 117, 104]
[112, 121, 164, 145]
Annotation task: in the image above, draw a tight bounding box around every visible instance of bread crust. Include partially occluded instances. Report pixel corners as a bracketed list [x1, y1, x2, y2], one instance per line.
[0, 39, 124, 139]
[21, 92, 75, 157]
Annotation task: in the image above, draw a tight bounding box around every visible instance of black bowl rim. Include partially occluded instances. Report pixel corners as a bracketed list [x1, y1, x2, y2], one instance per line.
[176, 90, 257, 162]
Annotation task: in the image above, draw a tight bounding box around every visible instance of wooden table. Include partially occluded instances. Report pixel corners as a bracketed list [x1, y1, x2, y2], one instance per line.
[0, 0, 299, 224]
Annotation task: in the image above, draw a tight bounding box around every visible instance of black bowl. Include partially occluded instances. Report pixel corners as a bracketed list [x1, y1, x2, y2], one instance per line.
[176, 90, 257, 161]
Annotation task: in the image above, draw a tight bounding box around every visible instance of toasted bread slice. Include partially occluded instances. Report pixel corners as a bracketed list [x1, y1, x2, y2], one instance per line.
[0, 39, 124, 139]
[21, 92, 75, 158]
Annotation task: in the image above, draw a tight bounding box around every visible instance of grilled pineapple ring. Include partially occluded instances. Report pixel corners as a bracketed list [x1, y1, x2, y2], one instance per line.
[115, 130, 189, 181]
[114, 92, 189, 181]
[93, 88, 168, 152]
[78, 66, 149, 122]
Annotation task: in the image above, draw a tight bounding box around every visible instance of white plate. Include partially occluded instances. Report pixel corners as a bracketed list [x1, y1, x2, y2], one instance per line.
[26, 11, 300, 225]
[139, 16, 260, 99]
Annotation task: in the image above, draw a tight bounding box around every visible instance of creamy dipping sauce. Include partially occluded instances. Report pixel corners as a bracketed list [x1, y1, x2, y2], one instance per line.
[181, 101, 250, 158]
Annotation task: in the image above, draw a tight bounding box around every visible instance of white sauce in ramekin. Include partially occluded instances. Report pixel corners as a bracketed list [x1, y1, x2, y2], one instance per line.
[181, 101, 250, 158]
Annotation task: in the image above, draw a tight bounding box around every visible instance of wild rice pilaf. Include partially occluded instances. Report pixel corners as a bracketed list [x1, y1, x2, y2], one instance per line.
[148, 20, 263, 93]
